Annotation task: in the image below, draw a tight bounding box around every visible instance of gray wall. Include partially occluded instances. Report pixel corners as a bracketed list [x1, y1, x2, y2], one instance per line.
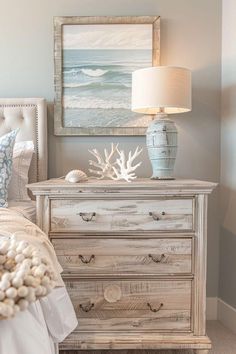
[220, 0, 236, 308]
[0, 0, 221, 297]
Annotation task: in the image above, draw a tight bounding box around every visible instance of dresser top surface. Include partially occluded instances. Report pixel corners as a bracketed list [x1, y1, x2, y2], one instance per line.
[28, 178, 217, 195]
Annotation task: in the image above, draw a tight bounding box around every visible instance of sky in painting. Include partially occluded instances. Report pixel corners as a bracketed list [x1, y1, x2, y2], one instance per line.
[63, 24, 152, 50]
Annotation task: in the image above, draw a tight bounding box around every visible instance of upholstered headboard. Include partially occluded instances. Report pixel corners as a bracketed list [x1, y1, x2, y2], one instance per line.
[0, 98, 47, 182]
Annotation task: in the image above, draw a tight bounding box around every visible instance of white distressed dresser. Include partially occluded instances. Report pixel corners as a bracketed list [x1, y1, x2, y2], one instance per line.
[28, 178, 216, 353]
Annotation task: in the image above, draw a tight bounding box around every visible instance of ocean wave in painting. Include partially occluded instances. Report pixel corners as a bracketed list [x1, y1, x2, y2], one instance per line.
[62, 49, 152, 127]
[63, 95, 130, 110]
[81, 68, 108, 77]
[63, 82, 131, 89]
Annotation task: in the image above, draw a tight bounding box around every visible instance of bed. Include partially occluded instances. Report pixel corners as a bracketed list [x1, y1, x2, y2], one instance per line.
[0, 98, 77, 354]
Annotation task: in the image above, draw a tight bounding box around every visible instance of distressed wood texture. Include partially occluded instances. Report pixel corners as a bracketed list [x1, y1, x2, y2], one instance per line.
[59, 332, 211, 351]
[53, 16, 160, 136]
[50, 198, 193, 233]
[64, 279, 191, 332]
[52, 237, 192, 276]
[192, 195, 208, 335]
[59, 349, 209, 354]
[36, 195, 50, 234]
[27, 178, 217, 352]
[60, 350, 209, 354]
[60, 349, 210, 353]
[28, 178, 216, 196]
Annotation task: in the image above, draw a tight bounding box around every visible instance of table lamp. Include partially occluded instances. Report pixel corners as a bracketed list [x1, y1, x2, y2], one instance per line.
[132, 66, 192, 179]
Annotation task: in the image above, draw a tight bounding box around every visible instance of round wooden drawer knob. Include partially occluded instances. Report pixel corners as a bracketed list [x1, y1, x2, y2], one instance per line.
[104, 284, 122, 303]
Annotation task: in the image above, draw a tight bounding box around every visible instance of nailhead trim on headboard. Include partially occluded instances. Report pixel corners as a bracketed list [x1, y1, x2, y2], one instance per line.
[0, 98, 47, 182]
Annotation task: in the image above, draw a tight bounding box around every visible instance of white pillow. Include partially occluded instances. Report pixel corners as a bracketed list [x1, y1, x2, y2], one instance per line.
[8, 141, 34, 201]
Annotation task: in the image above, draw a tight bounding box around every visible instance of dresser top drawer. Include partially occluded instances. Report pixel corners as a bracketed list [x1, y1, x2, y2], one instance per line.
[50, 198, 194, 233]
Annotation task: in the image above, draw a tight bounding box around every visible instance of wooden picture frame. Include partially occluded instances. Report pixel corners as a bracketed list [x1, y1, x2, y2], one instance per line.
[54, 16, 160, 136]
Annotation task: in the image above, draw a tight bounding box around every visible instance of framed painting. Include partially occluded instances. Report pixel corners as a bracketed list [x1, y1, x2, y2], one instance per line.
[54, 16, 160, 136]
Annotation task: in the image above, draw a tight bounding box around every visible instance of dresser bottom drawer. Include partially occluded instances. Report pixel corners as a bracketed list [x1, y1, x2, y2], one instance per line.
[65, 279, 192, 332]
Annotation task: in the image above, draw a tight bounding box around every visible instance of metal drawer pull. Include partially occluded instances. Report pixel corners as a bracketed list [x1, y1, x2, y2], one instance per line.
[149, 211, 165, 221]
[148, 253, 165, 263]
[79, 254, 95, 264]
[147, 302, 163, 313]
[78, 212, 96, 222]
[79, 303, 94, 312]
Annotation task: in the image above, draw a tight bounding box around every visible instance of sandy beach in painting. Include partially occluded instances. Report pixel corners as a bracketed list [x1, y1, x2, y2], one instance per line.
[62, 24, 152, 128]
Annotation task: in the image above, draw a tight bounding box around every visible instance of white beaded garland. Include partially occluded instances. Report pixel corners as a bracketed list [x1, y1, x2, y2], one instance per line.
[0, 241, 10, 254]
[0, 255, 6, 264]
[6, 287, 18, 299]
[17, 286, 29, 297]
[0, 236, 56, 320]
[4, 298, 14, 306]
[11, 277, 23, 288]
[18, 299, 29, 311]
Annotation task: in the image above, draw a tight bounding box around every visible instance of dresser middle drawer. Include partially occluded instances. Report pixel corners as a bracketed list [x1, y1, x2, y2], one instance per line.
[52, 237, 192, 276]
[50, 198, 193, 233]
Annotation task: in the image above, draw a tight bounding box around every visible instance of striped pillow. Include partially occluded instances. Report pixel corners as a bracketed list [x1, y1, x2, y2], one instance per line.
[0, 130, 18, 207]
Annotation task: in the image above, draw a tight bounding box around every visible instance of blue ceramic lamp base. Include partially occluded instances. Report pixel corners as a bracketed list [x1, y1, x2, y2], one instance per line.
[146, 114, 178, 180]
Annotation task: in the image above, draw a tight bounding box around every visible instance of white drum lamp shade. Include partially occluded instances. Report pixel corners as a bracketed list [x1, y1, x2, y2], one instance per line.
[131, 66, 192, 179]
[132, 66, 191, 114]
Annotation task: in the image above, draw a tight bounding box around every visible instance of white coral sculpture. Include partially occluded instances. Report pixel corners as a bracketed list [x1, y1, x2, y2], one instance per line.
[88, 143, 118, 179]
[112, 146, 143, 182]
[0, 236, 56, 320]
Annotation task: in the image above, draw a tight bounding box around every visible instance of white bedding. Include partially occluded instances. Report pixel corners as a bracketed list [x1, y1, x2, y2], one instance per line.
[0, 287, 78, 354]
[0, 208, 78, 354]
[8, 200, 36, 223]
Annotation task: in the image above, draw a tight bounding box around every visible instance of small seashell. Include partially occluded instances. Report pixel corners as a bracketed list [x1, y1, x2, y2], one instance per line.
[65, 169, 88, 183]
